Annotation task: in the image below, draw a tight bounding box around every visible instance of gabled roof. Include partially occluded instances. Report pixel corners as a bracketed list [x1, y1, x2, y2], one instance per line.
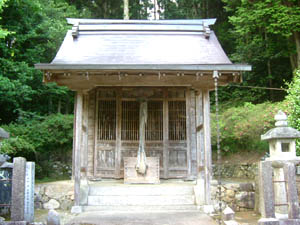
[35, 19, 251, 72]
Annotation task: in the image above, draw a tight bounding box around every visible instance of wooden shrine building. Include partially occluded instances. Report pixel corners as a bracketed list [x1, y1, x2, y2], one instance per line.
[35, 18, 251, 208]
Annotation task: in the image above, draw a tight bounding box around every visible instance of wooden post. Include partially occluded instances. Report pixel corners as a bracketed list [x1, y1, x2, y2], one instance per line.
[115, 89, 122, 178]
[203, 89, 212, 204]
[81, 93, 89, 177]
[72, 96, 77, 179]
[163, 89, 169, 178]
[190, 89, 197, 178]
[186, 89, 192, 178]
[196, 90, 204, 175]
[74, 91, 83, 206]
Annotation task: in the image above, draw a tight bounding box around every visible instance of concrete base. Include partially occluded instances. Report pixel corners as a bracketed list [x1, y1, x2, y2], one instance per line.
[66, 211, 217, 225]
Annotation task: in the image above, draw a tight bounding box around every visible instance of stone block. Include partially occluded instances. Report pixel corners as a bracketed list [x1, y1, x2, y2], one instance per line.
[222, 206, 235, 221]
[258, 218, 279, 225]
[47, 209, 60, 225]
[43, 199, 60, 210]
[11, 157, 26, 221]
[3, 222, 28, 225]
[71, 206, 82, 214]
[259, 161, 275, 218]
[224, 221, 239, 225]
[239, 183, 254, 192]
[124, 157, 160, 184]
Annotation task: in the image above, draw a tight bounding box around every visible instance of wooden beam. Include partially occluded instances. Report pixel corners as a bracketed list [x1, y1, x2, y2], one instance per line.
[74, 91, 83, 206]
[203, 89, 212, 204]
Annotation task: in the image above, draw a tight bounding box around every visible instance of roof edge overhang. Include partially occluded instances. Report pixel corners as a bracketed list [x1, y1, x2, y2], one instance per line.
[35, 64, 251, 72]
[66, 18, 217, 26]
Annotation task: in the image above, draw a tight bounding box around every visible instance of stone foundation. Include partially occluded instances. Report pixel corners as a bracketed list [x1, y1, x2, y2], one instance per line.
[34, 181, 74, 211]
[213, 163, 258, 180]
[211, 181, 255, 212]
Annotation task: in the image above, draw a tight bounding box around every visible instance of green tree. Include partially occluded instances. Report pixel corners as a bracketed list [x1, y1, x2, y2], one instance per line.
[0, 0, 79, 123]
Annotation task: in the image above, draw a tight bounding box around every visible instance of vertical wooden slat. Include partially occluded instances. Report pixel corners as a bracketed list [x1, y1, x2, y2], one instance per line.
[203, 89, 212, 204]
[115, 89, 122, 178]
[186, 89, 191, 178]
[74, 91, 83, 206]
[163, 89, 169, 178]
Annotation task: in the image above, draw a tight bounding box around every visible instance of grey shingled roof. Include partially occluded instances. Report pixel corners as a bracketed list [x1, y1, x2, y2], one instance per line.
[35, 19, 251, 72]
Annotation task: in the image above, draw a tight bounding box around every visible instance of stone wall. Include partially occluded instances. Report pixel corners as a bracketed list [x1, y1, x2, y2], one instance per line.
[213, 163, 258, 180]
[34, 181, 74, 211]
[211, 181, 255, 212]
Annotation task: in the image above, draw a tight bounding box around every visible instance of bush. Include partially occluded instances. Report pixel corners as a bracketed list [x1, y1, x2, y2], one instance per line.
[211, 101, 288, 154]
[286, 69, 300, 154]
[0, 113, 73, 178]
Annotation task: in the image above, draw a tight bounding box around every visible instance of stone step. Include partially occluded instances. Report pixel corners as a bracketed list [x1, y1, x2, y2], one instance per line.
[89, 185, 195, 196]
[87, 195, 195, 206]
[82, 205, 199, 212]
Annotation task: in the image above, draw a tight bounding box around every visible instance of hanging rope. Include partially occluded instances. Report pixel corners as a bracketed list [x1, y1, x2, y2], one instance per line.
[213, 71, 222, 225]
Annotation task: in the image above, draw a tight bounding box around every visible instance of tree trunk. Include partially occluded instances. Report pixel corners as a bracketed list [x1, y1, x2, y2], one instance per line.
[267, 60, 274, 101]
[124, 0, 129, 19]
[293, 31, 300, 69]
[48, 96, 53, 115]
[57, 98, 62, 114]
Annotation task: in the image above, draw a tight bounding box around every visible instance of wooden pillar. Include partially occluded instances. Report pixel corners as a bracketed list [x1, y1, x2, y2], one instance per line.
[115, 89, 122, 178]
[186, 89, 192, 178]
[195, 90, 206, 205]
[203, 89, 212, 204]
[163, 89, 169, 178]
[190, 90, 197, 178]
[72, 96, 77, 179]
[81, 93, 89, 177]
[74, 91, 83, 206]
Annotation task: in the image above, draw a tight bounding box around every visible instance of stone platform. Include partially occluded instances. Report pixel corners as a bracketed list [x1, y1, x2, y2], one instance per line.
[84, 180, 197, 212]
[66, 211, 217, 225]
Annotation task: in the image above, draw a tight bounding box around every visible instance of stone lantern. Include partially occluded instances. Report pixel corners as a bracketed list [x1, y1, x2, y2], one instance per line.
[261, 110, 300, 161]
[261, 110, 300, 215]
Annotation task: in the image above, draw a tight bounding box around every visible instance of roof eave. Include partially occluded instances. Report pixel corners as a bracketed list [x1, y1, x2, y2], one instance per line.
[35, 64, 252, 72]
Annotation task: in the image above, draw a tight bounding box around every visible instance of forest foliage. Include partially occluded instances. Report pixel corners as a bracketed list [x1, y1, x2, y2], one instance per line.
[0, 0, 299, 175]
